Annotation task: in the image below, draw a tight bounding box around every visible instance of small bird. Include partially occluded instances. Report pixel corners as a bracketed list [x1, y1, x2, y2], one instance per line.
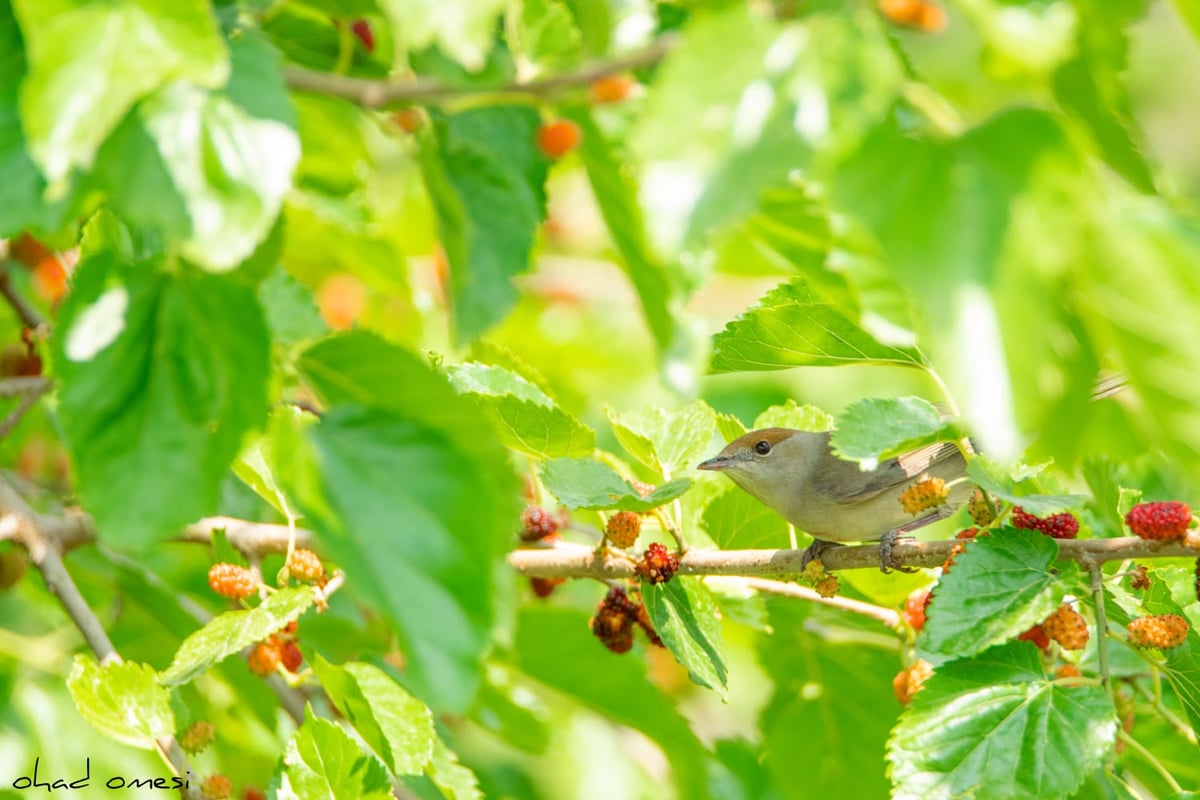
[697, 428, 972, 572]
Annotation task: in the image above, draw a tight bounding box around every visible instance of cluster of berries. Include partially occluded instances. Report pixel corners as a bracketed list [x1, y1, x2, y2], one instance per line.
[1011, 507, 1079, 539]
[899, 477, 949, 515]
[520, 505, 567, 542]
[1127, 614, 1189, 649]
[892, 659, 933, 705]
[635, 543, 679, 585]
[967, 489, 996, 526]
[248, 620, 303, 677]
[590, 587, 663, 654]
[1125, 501, 1192, 541]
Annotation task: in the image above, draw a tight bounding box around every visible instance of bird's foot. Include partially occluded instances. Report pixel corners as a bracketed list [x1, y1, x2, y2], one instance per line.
[879, 529, 918, 574]
[799, 539, 841, 571]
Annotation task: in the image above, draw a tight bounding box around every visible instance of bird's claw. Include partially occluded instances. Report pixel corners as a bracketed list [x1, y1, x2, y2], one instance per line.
[799, 539, 841, 571]
[879, 529, 917, 574]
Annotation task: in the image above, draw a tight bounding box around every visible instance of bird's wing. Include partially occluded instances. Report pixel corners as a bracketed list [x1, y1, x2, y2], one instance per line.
[810, 434, 966, 504]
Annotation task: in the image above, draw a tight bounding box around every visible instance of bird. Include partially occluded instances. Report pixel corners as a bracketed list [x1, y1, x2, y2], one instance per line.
[697, 428, 973, 573]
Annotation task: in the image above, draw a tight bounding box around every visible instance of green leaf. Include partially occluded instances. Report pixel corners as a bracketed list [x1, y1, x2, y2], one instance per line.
[101, 34, 299, 271]
[752, 400, 834, 431]
[920, 528, 1076, 657]
[292, 404, 515, 713]
[607, 401, 716, 480]
[277, 708, 393, 800]
[715, 412, 747, 443]
[1052, 5, 1154, 194]
[312, 657, 436, 775]
[966, 456, 1089, 516]
[564, 106, 697, 390]
[710, 279, 926, 373]
[540, 457, 692, 511]
[420, 105, 547, 343]
[514, 606, 709, 799]
[709, 183, 838, 283]
[161, 587, 315, 686]
[759, 599, 896, 799]
[513, 0, 581, 69]
[67, 656, 174, 750]
[889, 643, 1117, 799]
[292, 336, 519, 711]
[702, 485, 789, 550]
[423, 733, 482, 800]
[0, 9, 76, 236]
[1163, 635, 1200, 747]
[831, 396, 960, 464]
[379, 0, 507, 70]
[642, 578, 728, 698]
[53, 226, 271, 547]
[13, 0, 228, 187]
[447, 362, 595, 459]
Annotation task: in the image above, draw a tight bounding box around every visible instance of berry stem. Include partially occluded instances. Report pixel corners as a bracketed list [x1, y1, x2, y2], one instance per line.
[333, 23, 355, 75]
[1132, 681, 1197, 744]
[652, 506, 686, 553]
[1088, 564, 1111, 689]
[1118, 729, 1183, 794]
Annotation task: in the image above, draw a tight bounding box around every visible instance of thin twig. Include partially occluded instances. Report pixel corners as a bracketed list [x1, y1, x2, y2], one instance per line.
[712, 576, 902, 629]
[1090, 564, 1111, 689]
[1118, 729, 1183, 793]
[0, 260, 45, 328]
[0, 377, 51, 440]
[284, 34, 677, 108]
[0, 376, 51, 398]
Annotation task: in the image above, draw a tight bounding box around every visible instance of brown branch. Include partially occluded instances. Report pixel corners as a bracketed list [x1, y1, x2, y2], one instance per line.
[507, 536, 1200, 578]
[0, 260, 45, 328]
[0, 376, 52, 440]
[709, 576, 902, 629]
[283, 34, 677, 108]
[0, 481, 201, 798]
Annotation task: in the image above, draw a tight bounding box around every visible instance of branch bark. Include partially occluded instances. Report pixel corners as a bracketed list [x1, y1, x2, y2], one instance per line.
[0, 260, 45, 328]
[283, 34, 677, 107]
[508, 536, 1200, 578]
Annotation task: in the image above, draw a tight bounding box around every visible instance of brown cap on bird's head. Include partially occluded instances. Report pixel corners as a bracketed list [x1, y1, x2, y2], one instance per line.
[697, 428, 800, 472]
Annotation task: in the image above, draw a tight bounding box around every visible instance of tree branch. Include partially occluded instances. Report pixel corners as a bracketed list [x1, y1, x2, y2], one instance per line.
[0, 376, 52, 440]
[507, 536, 1200, 578]
[709, 576, 902, 629]
[283, 34, 677, 108]
[0, 260, 45, 328]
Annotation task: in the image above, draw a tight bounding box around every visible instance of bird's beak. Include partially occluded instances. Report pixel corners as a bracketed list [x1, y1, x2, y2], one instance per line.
[697, 455, 735, 471]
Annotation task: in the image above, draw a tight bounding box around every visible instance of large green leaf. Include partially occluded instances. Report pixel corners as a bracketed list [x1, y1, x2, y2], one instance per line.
[966, 456, 1089, 516]
[759, 599, 896, 800]
[12, 0, 227, 186]
[420, 105, 547, 343]
[293, 333, 520, 712]
[1052, 2, 1154, 194]
[161, 587, 316, 686]
[702, 485, 789, 550]
[277, 708, 393, 800]
[96, 34, 298, 271]
[447, 362, 595, 459]
[710, 279, 926, 373]
[53, 222, 271, 547]
[831, 396, 960, 464]
[514, 606, 711, 799]
[312, 657, 436, 776]
[642, 578, 728, 697]
[67, 657, 174, 750]
[889, 643, 1117, 799]
[920, 528, 1077, 657]
[0, 8, 75, 235]
[539, 457, 691, 511]
[607, 401, 716, 480]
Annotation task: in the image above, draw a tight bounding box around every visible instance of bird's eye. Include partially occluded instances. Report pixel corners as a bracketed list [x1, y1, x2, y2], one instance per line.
[754, 440, 772, 456]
